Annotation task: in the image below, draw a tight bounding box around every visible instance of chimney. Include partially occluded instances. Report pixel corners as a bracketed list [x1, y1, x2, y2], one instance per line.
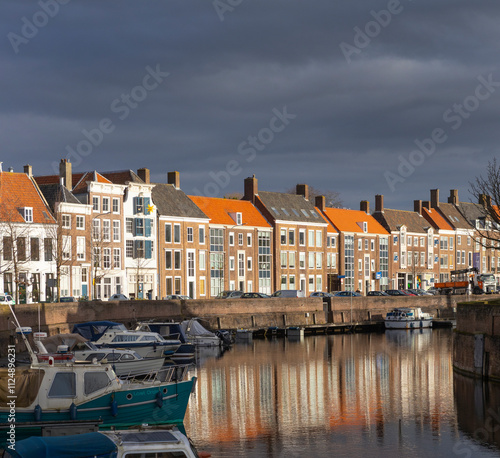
[423, 201, 431, 210]
[315, 195, 325, 212]
[244, 175, 258, 204]
[448, 189, 459, 205]
[414, 200, 422, 215]
[479, 194, 492, 208]
[430, 189, 439, 208]
[23, 164, 32, 178]
[296, 184, 309, 201]
[59, 159, 72, 190]
[360, 200, 369, 214]
[8, 167, 14, 173]
[137, 168, 150, 184]
[167, 171, 180, 189]
[0, 162, 2, 172]
[375, 194, 384, 213]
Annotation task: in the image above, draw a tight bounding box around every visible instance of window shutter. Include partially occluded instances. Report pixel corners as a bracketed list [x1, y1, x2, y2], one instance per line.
[133, 197, 138, 215]
[133, 240, 138, 258]
[145, 240, 152, 259]
[145, 219, 151, 237]
[144, 197, 151, 215]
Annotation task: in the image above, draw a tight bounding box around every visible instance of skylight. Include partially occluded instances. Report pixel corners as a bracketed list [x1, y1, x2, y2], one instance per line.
[281, 208, 289, 216]
[310, 210, 319, 218]
[271, 207, 280, 215]
[301, 209, 309, 217]
[292, 209, 299, 216]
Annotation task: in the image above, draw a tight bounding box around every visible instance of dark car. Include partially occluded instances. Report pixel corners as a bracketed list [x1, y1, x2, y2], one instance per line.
[309, 291, 334, 298]
[334, 291, 362, 297]
[367, 291, 389, 296]
[216, 290, 244, 299]
[59, 296, 76, 302]
[240, 292, 270, 299]
[385, 289, 407, 296]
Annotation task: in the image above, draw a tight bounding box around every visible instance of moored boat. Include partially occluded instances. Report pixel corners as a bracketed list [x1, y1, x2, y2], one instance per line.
[384, 307, 433, 329]
[180, 319, 232, 347]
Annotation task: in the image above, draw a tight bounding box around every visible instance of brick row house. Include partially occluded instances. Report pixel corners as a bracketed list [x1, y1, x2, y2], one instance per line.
[0, 166, 57, 303]
[152, 172, 211, 299]
[189, 191, 273, 297]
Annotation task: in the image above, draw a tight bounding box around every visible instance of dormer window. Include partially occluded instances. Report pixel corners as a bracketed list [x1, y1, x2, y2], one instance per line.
[236, 212, 242, 225]
[363, 222, 368, 233]
[23, 207, 33, 223]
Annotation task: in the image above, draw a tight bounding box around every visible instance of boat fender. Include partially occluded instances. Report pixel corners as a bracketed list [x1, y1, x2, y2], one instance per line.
[70, 402, 77, 420]
[111, 400, 118, 417]
[34, 404, 42, 422]
[155, 390, 163, 408]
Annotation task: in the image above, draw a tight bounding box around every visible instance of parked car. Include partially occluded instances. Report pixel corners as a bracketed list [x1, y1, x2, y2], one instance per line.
[216, 290, 244, 299]
[59, 296, 76, 302]
[309, 292, 334, 298]
[0, 293, 14, 305]
[163, 294, 191, 300]
[334, 291, 362, 297]
[240, 292, 270, 298]
[408, 289, 433, 296]
[385, 290, 407, 296]
[108, 293, 130, 301]
[367, 291, 389, 296]
[271, 290, 305, 298]
[426, 287, 439, 295]
[402, 290, 417, 296]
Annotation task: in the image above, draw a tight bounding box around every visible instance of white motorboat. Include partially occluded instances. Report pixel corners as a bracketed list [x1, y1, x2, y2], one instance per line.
[384, 307, 433, 329]
[180, 319, 232, 347]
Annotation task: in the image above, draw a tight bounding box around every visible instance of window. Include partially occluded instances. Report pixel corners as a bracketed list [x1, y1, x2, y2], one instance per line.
[199, 226, 205, 244]
[247, 257, 252, 271]
[113, 221, 120, 242]
[467, 236, 471, 246]
[93, 196, 99, 212]
[77, 237, 85, 260]
[134, 219, 144, 237]
[230, 256, 235, 271]
[174, 251, 181, 269]
[371, 240, 375, 251]
[289, 230, 295, 245]
[408, 251, 412, 266]
[289, 252, 295, 269]
[236, 212, 242, 225]
[112, 198, 119, 214]
[316, 252, 322, 269]
[408, 236, 412, 246]
[420, 237, 425, 247]
[316, 276, 322, 291]
[93, 220, 100, 240]
[62, 214, 71, 229]
[44, 238, 52, 261]
[62, 236, 71, 260]
[316, 231, 322, 248]
[23, 207, 33, 223]
[187, 227, 193, 242]
[200, 277, 206, 296]
[165, 224, 172, 243]
[188, 252, 195, 277]
[124, 218, 132, 234]
[229, 232, 235, 246]
[393, 235, 398, 245]
[103, 220, 111, 242]
[358, 239, 362, 250]
[103, 248, 111, 269]
[102, 197, 109, 213]
[113, 249, 120, 269]
[134, 240, 144, 259]
[48, 373, 76, 398]
[289, 275, 295, 287]
[449, 237, 454, 249]
[238, 253, 245, 277]
[76, 215, 85, 229]
[331, 237, 337, 248]
[299, 252, 306, 269]
[364, 239, 368, 250]
[174, 224, 181, 243]
[281, 252, 287, 268]
[363, 222, 367, 233]
[238, 233, 243, 246]
[308, 252, 315, 269]
[199, 251, 206, 270]
[281, 229, 286, 245]
[165, 250, 172, 269]
[30, 238, 39, 261]
[462, 251, 466, 265]
[299, 230, 305, 246]
[126, 240, 134, 258]
[308, 230, 314, 247]
[358, 259, 362, 271]
[247, 234, 252, 246]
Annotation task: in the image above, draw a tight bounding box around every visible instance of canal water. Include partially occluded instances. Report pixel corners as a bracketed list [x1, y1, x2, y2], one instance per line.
[184, 329, 500, 457]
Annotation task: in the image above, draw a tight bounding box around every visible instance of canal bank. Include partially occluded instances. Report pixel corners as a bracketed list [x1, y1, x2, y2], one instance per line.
[0, 294, 485, 357]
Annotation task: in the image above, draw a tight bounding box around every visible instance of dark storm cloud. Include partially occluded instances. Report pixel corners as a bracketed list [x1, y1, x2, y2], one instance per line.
[2, 0, 500, 210]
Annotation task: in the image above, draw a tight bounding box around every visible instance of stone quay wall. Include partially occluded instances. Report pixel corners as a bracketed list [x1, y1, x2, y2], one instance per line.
[0, 293, 477, 357]
[454, 299, 500, 382]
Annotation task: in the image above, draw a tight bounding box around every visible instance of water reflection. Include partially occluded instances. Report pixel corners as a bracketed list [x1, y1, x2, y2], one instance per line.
[185, 329, 500, 457]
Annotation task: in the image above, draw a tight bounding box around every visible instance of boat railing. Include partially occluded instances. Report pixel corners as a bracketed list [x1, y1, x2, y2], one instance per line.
[119, 364, 190, 383]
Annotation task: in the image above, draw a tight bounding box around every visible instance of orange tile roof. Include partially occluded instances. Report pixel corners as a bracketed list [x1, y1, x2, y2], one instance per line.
[72, 171, 112, 194]
[316, 207, 338, 233]
[422, 207, 454, 231]
[188, 196, 271, 227]
[322, 207, 389, 234]
[0, 172, 56, 224]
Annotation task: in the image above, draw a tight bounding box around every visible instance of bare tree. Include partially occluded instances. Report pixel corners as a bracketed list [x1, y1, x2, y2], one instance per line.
[285, 185, 343, 208]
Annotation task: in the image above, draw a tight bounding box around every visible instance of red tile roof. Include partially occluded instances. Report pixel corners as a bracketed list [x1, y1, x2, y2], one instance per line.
[0, 172, 56, 224]
[322, 207, 389, 234]
[35, 171, 111, 194]
[422, 207, 454, 231]
[188, 196, 271, 227]
[34, 173, 85, 187]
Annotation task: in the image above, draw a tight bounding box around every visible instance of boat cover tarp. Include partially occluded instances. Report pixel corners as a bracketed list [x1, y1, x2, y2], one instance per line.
[41, 333, 89, 352]
[72, 321, 126, 341]
[8, 432, 117, 458]
[180, 319, 216, 338]
[0, 368, 44, 407]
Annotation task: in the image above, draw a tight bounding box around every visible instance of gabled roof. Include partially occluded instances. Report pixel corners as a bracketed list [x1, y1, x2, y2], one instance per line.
[188, 196, 271, 227]
[38, 183, 82, 212]
[152, 184, 208, 220]
[322, 207, 388, 235]
[434, 202, 471, 230]
[422, 207, 454, 231]
[317, 208, 338, 234]
[72, 172, 112, 194]
[0, 172, 56, 224]
[456, 201, 487, 227]
[373, 209, 429, 233]
[256, 191, 324, 223]
[35, 172, 85, 188]
[102, 170, 144, 185]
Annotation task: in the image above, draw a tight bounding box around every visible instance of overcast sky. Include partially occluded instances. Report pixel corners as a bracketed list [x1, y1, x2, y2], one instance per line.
[2, 0, 500, 210]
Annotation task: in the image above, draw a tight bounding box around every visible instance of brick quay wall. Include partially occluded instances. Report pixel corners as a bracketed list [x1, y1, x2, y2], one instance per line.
[454, 299, 500, 382]
[0, 294, 484, 357]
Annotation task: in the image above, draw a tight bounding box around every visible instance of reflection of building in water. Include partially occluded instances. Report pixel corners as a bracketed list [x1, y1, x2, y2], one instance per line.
[185, 330, 455, 443]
